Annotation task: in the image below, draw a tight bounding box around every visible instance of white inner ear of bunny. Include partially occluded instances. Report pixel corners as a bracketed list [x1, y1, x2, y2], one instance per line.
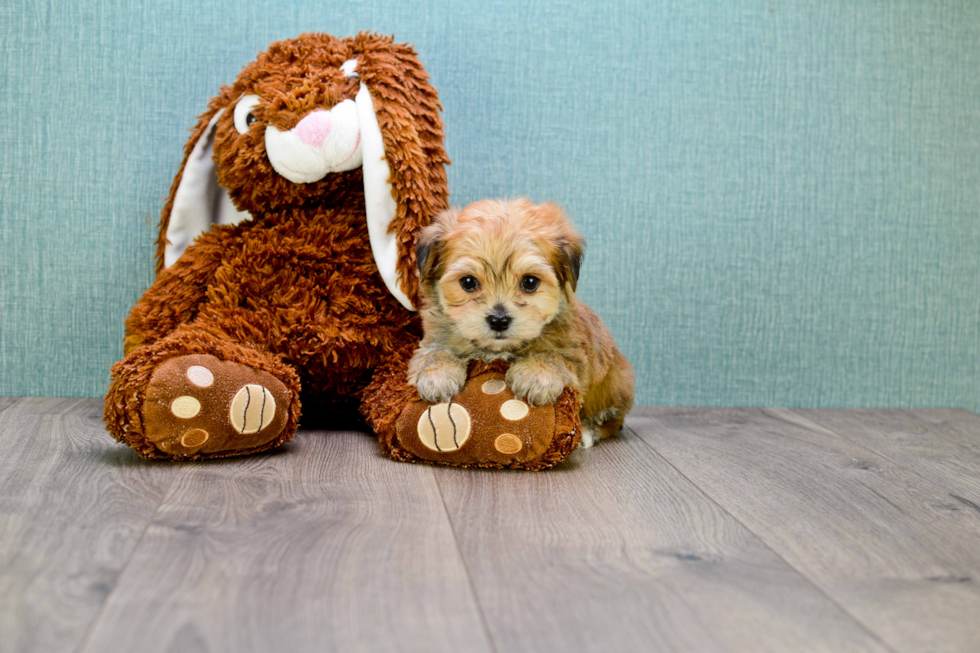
[355, 83, 414, 310]
[165, 108, 252, 268]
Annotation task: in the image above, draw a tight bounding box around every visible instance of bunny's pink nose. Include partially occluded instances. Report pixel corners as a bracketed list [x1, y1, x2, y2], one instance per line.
[294, 111, 332, 147]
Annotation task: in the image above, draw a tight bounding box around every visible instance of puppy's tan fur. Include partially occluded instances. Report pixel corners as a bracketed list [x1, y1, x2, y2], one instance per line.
[408, 198, 634, 446]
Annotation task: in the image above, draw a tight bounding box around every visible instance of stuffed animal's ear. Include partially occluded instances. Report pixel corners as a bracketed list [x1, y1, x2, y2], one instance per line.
[154, 105, 252, 271]
[353, 34, 450, 310]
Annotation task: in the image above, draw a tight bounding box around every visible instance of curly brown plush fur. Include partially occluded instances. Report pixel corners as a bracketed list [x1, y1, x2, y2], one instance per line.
[105, 33, 449, 459]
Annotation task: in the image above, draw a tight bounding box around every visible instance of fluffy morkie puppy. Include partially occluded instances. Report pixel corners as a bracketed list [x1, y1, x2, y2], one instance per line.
[408, 198, 634, 447]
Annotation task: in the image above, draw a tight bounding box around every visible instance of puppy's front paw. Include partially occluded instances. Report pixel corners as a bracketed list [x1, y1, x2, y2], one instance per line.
[506, 361, 566, 407]
[414, 365, 467, 404]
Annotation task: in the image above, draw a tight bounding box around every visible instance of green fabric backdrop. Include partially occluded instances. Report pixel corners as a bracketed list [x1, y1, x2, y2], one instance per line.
[2, 0, 978, 408]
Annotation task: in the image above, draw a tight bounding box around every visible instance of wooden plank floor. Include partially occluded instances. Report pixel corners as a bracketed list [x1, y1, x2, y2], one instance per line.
[1, 398, 979, 652]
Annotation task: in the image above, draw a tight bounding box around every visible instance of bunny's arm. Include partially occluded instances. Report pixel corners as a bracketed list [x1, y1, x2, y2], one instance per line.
[122, 240, 225, 354]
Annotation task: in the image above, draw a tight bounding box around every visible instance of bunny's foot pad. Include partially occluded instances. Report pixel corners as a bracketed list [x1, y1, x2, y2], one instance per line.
[142, 354, 291, 459]
[390, 362, 582, 470]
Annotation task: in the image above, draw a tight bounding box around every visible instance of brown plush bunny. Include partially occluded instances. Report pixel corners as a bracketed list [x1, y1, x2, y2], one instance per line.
[104, 33, 581, 469]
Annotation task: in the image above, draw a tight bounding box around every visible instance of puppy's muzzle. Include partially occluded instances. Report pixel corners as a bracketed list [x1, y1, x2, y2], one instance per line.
[486, 307, 512, 332]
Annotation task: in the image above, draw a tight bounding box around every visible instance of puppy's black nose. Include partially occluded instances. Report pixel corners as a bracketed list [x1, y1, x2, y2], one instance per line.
[486, 310, 512, 332]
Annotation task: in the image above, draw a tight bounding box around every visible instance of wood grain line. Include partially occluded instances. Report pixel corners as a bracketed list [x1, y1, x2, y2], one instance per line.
[72, 464, 180, 653]
[628, 425, 896, 653]
[785, 408, 980, 505]
[0, 398, 177, 653]
[631, 407, 980, 653]
[0, 396, 22, 414]
[436, 425, 890, 653]
[77, 430, 494, 653]
[435, 482, 500, 653]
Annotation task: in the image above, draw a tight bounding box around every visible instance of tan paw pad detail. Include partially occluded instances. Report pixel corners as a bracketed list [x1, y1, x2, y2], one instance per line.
[395, 370, 560, 466]
[180, 429, 209, 448]
[494, 433, 523, 455]
[171, 396, 201, 419]
[144, 354, 292, 458]
[481, 378, 507, 395]
[186, 365, 214, 387]
[500, 399, 529, 421]
[417, 402, 471, 452]
[229, 384, 276, 435]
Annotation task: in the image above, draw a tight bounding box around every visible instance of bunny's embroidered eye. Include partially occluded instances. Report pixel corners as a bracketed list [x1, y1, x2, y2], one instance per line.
[340, 59, 359, 80]
[233, 94, 261, 134]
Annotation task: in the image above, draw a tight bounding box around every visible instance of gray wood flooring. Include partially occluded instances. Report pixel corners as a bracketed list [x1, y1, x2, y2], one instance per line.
[1, 398, 979, 652]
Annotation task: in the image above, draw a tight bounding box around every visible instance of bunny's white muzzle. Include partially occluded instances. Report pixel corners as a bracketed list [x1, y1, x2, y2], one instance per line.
[264, 100, 364, 183]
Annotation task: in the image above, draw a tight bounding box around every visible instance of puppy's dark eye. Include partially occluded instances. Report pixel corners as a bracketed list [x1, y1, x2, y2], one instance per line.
[459, 276, 479, 292]
[245, 112, 257, 126]
[520, 275, 540, 293]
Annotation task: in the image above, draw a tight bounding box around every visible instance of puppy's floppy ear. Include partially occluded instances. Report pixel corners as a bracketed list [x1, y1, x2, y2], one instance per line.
[416, 208, 456, 283]
[537, 202, 585, 292]
[154, 96, 252, 273]
[557, 233, 585, 292]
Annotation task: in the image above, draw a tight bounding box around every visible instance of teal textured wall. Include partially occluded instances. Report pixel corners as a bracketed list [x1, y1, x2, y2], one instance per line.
[2, 0, 979, 407]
